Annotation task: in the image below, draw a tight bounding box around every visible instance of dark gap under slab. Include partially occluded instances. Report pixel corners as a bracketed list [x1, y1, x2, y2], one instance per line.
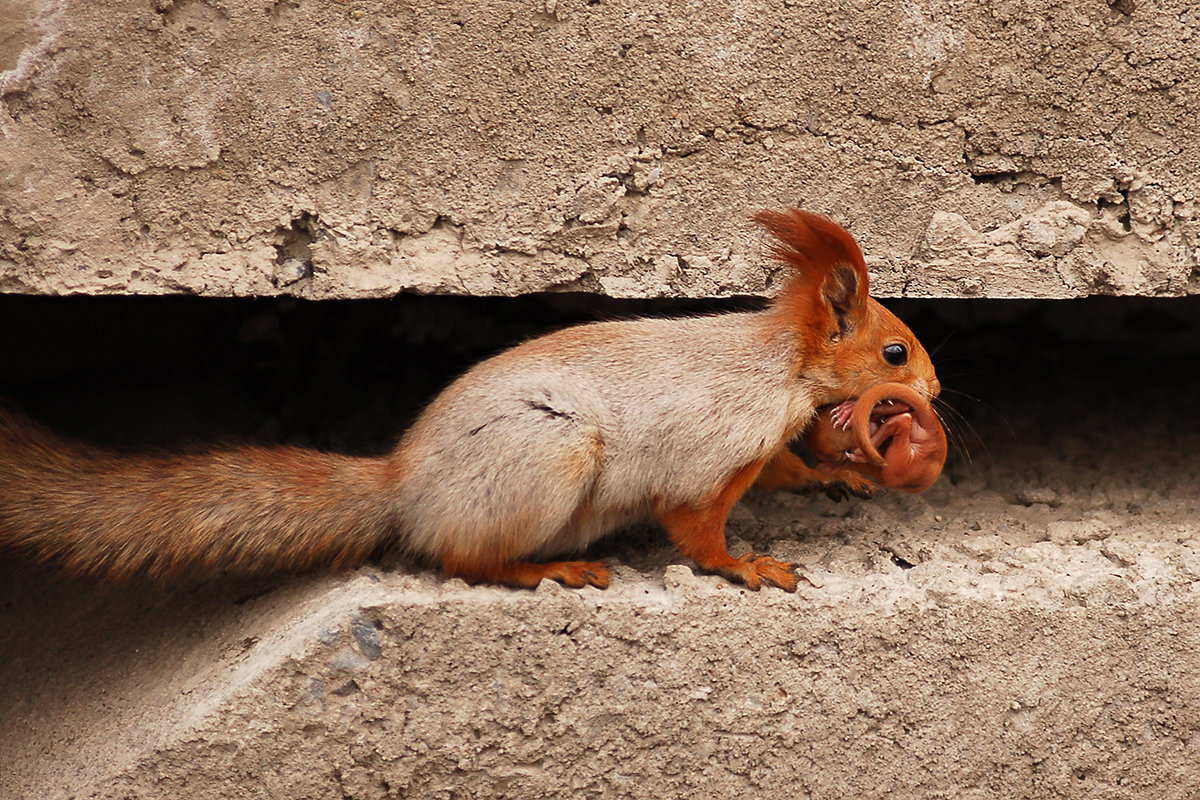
[1, 292, 1196, 452]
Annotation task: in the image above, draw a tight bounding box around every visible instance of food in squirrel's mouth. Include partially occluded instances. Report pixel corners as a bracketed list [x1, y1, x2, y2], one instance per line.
[804, 382, 948, 493]
[829, 397, 914, 453]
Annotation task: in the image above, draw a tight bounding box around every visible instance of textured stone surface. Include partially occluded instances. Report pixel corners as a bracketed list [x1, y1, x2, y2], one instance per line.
[4, 504, 1200, 799]
[2, 0, 1199, 298]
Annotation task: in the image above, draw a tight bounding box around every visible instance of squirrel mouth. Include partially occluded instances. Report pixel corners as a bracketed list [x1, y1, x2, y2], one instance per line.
[805, 381, 948, 492]
[828, 396, 914, 462]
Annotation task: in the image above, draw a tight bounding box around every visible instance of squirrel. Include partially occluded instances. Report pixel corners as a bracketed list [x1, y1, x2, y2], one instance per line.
[802, 382, 948, 494]
[0, 209, 940, 592]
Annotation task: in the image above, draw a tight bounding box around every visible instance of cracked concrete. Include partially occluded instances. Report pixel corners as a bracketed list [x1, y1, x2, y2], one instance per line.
[2, 0, 1199, 298]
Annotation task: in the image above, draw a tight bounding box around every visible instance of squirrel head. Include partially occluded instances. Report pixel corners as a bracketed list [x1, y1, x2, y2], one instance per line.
[754, 208, 939, 406]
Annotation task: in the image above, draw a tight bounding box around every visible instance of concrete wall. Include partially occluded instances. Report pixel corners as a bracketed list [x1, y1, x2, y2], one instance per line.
[2, 0, 1198, 299]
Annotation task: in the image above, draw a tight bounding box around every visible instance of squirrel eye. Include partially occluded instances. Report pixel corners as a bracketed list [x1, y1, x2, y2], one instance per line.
[883, 343, 908, 366]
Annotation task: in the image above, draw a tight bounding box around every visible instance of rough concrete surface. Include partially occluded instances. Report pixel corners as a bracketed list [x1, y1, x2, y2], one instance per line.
[3, 421, 1199, 799]
[2, 0, 1200, 299]
[1, 298, 1199, 799]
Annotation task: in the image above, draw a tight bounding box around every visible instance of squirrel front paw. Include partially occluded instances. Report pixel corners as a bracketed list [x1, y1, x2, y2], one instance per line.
[819, 469, 877, 502]
[709, 553, 799, 592]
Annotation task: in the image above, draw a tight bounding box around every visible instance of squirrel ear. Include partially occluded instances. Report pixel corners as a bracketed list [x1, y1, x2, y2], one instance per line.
[754, 208, 870, 334]
[822, 262, 863, 338]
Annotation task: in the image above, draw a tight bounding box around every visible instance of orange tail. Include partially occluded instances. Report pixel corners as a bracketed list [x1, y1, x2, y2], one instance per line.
[0, 408, 397, 583]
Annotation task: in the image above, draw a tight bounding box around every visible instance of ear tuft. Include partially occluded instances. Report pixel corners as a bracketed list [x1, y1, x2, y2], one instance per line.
[753, 209, 869, 291]
[755, 209, 870, 332]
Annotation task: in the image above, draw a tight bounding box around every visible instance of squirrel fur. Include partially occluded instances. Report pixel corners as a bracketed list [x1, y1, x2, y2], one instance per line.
[0, 209, 940, 592]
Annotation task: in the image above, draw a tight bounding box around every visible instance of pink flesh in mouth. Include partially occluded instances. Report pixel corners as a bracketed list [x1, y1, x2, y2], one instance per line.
[808, 381, 947, 492]
[868, 399, 911, 427]
[833, 397, 912, 431]
[838, 397, 915, 462]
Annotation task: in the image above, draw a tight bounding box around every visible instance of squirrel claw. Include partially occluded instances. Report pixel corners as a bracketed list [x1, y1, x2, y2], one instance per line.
[830, 400, 855, 430]
[717, 553, 798, 592]
[441, 557, 610, 590]
[815, 467, 876, 501]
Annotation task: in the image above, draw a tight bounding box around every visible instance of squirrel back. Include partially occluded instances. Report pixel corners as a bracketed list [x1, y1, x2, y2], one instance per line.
[390, 310, 811, 566]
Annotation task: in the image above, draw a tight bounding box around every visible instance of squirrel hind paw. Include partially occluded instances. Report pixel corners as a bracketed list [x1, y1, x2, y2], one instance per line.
[543, 560, 611, 589]
[441, 556, 611, 590]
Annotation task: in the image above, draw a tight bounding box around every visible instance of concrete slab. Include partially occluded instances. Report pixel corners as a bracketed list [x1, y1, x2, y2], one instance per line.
[1, 0, 1198, 298]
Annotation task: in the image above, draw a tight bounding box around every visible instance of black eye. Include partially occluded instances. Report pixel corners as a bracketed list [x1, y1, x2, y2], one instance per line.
[883, 343, 908, 366]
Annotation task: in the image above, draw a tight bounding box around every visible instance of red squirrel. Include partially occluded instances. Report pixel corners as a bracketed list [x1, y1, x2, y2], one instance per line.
[803, 382, 948, 493]
[0, 209, 940, 592]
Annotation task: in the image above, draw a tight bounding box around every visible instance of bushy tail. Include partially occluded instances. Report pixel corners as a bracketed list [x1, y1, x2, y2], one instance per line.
[0, 409, 398, 583]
